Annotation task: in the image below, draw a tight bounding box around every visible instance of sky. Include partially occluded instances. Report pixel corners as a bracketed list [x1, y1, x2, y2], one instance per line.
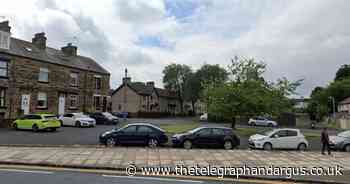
[0, 0, 349, 97]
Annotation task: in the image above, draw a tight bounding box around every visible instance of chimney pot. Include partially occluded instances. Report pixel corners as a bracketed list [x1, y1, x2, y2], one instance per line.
[32, 32, 47, 49]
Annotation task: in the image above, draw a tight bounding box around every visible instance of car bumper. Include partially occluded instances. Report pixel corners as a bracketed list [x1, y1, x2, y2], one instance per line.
[80, 122, 96, 127]
[248, 141, 264, 149]
[329, 143, 343, 150]
[40, 122, 61, 129]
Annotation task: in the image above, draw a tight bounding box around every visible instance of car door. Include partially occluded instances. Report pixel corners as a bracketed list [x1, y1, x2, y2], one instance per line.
[193, 128, 213, 146]
[285, 130, 299, 149]
[62, 114, 74, 126]
[17, 115, 30, 129]
[117, 125, 138, 145]
[212, 128, 226, 147]
[269, 130, 288, 149]
[136, 126, 154, 145]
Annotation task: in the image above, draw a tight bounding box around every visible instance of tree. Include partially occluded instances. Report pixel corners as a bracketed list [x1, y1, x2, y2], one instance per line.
[184, 72, 201, 115]
[335, 64, 350, 81]
[203, 56, 301, 127]
[162, 64, 192, 113]
[196, 64, 228, 87]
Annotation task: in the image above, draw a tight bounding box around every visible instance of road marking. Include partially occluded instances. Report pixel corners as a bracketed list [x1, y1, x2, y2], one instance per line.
[0, 168, 53, 174]
[102, 175, 203, 183]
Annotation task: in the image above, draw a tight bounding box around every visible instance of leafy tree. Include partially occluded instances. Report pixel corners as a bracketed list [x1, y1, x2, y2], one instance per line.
[184, 72, 201, 115]
[335, 64, 350, 81]
[196, 64, 228, 87]
[203, 56, 301, 127]
[162, 64, 192, 113]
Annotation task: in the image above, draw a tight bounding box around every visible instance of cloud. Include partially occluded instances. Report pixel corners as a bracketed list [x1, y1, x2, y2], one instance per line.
[1, 0, 349, 96]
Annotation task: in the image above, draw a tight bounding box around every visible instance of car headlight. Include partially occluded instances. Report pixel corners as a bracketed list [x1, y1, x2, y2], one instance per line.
[254, 138, 265, 142]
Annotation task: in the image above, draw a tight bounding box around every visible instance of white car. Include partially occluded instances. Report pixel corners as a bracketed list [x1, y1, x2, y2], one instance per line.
[199, 113, 208, 121]
[102, 112, 119, 122]
[59, 113, 96, 127]
[248, 128, 308, 151]
[248, 117, 278, 127]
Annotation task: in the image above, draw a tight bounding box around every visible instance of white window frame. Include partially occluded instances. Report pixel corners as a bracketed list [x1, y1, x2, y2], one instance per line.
[0, 31, 10, 50]
[38, 67, 49, 82]
[94, 75, 102, 90]
[70, 72, 79, 87]
[37, 92, 47, 108]
[0, 59, 8, 77]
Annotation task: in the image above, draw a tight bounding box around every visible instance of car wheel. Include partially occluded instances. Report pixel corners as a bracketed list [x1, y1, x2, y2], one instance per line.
[183, 140, 192, 149]
[51, 128, 57, 132]
[106, 138, 116, 147]
[263, 143, 272, 151]
[298, 143, 307, 151]
[32, 124, 39, 132]
[75, 121, 81, 128]
[344, 144, 350, 152]
[148, 138, 158, 148]
[13, 123, 18, 130]
[224, 140, 233, 150]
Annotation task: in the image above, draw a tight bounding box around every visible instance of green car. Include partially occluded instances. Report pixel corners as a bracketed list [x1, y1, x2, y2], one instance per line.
[12, 114, 61, 132]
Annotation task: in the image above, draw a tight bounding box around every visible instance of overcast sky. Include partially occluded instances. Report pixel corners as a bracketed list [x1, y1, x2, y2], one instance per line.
[1, 0, 349, 97]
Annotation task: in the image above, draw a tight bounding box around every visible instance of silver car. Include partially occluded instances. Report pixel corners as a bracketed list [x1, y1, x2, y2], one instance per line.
[248, 117, 278, 127]
[329, 130, 350, 152]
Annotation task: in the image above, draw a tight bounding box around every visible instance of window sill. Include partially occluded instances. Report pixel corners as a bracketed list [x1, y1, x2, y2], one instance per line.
[38, 81, 49, 84]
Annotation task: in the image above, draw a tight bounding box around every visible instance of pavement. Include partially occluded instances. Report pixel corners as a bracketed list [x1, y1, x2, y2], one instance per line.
[0, 146, 349, 183]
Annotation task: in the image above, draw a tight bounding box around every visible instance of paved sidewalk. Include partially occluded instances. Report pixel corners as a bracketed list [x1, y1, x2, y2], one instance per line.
[0, 146, 349, 183]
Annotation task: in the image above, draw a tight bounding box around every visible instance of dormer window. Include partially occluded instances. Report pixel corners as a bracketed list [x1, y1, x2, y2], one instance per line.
[0, 31, 10, 50]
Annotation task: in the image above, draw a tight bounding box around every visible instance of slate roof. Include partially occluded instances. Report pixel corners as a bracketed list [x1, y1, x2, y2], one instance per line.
[112, 82, 178, 99]
[340, 97, 350, 105]
[0, 37, 109, 74]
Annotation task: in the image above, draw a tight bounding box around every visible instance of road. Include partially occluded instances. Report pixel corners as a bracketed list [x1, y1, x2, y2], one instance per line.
[0, 166, 293, 184]
[0, 118, 332, 151]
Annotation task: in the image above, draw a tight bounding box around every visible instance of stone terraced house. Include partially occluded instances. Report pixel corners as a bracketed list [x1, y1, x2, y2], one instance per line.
[111, 74, 181, 117]
[0, 21, 110, 124]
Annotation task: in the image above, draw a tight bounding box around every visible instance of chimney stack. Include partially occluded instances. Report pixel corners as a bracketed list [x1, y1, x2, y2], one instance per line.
[61, 43, 77, 56]
[146, 81, 155, 87]
[0, 21, 11, 33]
[32, 32, 47, 49]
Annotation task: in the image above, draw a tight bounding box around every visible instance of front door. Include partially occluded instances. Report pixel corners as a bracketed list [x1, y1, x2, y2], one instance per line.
[59, 94, 65, 115]
[21, 94, 30, 115]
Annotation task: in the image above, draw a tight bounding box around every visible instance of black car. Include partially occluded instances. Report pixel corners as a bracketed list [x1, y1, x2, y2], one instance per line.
[99, 123, 168, 148]
[89, 112, 119, 125]
[172, 127, 240, 150]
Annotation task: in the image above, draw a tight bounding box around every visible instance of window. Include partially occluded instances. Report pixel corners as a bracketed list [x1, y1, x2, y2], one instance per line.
[28, 115, 42, 120]
[94, 95, 101, 110]
[196, 128, 212, 136]
[123, 125, 136, 133]
[0, 32, 10, 49]
[37, 92, 47, 108]
[272, 130, 288, 138]
[118, 104, 122, 111]
[212, 128, 225, 136]
[0, 60, 8, 77]
[63, 114, 74, 118]
[0, 88, 5, 107]
[95, 75, 102, 89]
[38, 68, 49, 82]
[287, 130, 298, 137]
[70, 73, 79, 87]
[69, 94, 78, 109]
[138, 126, 153, 133]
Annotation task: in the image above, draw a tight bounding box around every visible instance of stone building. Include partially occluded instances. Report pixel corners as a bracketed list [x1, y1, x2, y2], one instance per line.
[111, 72, 181, 117]
[0, 21, 110, 123]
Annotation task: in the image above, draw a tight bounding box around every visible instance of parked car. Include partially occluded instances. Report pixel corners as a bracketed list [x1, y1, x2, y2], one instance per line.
[248, 117, 278, 127]
[59, 113, 96, 127]
[172, 127, 240, 150]
[329, 130, 350, 152]
[12, 114, 61, 132]
[89, 112, 119, 125]
[248, 128, 308, 151]
[99, 123, 168, 147]
[199, 113, 208, 121]
[111, 112, 129, 118]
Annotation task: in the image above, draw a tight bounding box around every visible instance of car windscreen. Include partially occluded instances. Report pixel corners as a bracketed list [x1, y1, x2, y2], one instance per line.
[262, 129, 274, 136]
[338, 131, 350, 138]
[188, 127, 203, 134]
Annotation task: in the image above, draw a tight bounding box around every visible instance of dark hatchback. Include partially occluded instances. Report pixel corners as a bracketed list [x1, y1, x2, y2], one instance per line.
[89, 112, 119, 125]
[172, 127, 240, 150]
[99, 123, 168, 148]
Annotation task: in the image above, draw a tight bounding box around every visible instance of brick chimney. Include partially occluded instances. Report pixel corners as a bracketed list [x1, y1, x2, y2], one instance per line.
[32, 32, 47, 49]
[146, 81, 155, 87]
[0, 21, 11, 33]
[61, 43, 77, 56]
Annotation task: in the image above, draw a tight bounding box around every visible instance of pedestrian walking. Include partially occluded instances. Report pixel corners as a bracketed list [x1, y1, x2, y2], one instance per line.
[321, 127, 331, 155]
